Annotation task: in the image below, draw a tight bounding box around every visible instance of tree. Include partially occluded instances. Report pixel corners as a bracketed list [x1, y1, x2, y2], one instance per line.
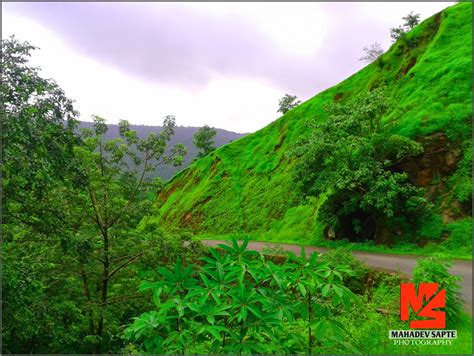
[390, 11, 421, 42]
[277, 94, 301, 115]
[1, 37, 199, 354]
[402, 11, 421, 30]
[193, 124, 217, 158]
[1, 37, 85, 353]
[1, 36, 80, 233]
[359, 42, 384, 63]
[69, 115, 187, 352]
[390, 25, 406, 42]
[291, 88, 432, 244]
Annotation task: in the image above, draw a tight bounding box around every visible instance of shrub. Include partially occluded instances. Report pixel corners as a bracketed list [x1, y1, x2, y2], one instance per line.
[412, 257, 463, 327]
[124, 239, 359, 354]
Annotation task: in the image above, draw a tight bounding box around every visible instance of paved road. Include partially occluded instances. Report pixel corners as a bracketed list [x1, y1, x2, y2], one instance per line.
[202, 240, 472, 313]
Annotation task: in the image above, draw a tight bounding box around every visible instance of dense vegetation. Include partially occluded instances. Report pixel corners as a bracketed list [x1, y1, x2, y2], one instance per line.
[150, 3, 472, 257]
[2, 37, 205, 353]
[2, 3, 472, 354]
[123, 241, 471, 355]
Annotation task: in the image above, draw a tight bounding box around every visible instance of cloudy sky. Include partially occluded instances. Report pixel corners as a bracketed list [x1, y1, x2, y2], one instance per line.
[2, 2, 453, 133]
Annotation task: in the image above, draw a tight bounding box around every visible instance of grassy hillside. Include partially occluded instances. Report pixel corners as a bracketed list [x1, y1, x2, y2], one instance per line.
[146, 3, 472, 251]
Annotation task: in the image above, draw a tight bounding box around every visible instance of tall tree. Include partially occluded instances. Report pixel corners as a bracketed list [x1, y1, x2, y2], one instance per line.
[193, 124, 217, 158]
[1, 36, 84, 353]
[70, 115, 186, 352]
[1, 36, 79, 233]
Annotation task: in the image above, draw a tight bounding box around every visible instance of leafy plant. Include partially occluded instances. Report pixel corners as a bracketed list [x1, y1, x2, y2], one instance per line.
[412, 257, 463, 327]
[124, 239, 358, 354]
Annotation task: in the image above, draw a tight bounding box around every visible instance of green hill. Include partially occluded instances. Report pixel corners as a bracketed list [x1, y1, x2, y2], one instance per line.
[146, 3, 472, 249]
[77, 121, 246, 180]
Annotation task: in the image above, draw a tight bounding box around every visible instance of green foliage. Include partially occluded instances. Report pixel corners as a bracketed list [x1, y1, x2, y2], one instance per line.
[412, 257, 463, 327]
[193, 124, 217, 158]
[1, 35, 79, 235]
[419, 214, 444, 241]
[261, 243, 286, 255]
[390, 12, 421, 42]
[441, 218, 472, 254]
[277, 93, 301, 114]
[124, 239, 358, 354]
[319, 248, 372, 295]
[403, 12, 421, 30]
[447, 142, 472, 208]
[292, 88, 431, 244]
[2, 40, 191, 352]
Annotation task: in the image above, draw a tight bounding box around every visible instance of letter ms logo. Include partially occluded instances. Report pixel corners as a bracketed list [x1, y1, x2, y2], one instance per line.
[400, 283, 446, 329]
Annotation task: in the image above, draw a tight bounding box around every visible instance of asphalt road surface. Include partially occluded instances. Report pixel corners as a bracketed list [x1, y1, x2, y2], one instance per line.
[202, 240, 472, 313]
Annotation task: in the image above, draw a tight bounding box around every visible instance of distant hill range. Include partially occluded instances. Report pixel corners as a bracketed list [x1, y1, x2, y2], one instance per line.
[78, 121, 246, 180]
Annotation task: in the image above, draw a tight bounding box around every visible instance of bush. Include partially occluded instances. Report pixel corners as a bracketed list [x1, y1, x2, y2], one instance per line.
[124, 239, 359, 354]
[319, 248, 370, 295]
[412, 257, 463, 327]
[419, 214, 444, 241]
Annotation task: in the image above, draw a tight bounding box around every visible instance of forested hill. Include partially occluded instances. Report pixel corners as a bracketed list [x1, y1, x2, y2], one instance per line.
[148, 3, 472, 246]
[78, 121, 246, 180]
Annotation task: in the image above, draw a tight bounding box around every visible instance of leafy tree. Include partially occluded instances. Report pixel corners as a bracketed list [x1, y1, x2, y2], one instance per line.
[277, 94, 301, 114]
[359, 42, 384, 63]
[403, 11, 421, 30]
[1, 36, 200, 354]
[1, 35, 80, 234]
[291, 88, 432, 244]
[390, 11, 420, 42]
[390, 25, 406, 42]
[1, 36, 84, 353]
[67, 115, 187, 352]
[193, 124, 217, 158]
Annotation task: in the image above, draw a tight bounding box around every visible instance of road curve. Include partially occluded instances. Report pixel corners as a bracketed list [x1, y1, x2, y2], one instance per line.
[201, 240, 472, 313]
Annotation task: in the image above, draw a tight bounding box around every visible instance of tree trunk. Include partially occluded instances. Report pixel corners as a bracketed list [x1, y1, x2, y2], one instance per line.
[96, 228, 109, 354]
[374, 216, 391, 245]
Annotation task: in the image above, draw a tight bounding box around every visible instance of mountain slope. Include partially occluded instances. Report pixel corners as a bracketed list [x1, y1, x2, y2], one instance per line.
[147, 3, 472, 244]
[78, 121, 246, 180]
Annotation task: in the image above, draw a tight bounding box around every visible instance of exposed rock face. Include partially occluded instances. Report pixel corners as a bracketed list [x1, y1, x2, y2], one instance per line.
[399, 132, 461, 188]
[398, 132, 466, 223]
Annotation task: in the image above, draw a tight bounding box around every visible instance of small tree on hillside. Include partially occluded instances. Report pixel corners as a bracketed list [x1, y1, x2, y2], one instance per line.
[403, 11, 421, 30]
[277, 94, 301, 114]
[390, 25, 406, 42]
[390, 11, 421, 42]
[359, 42, 384, 63]
[193, 124, 217, 158]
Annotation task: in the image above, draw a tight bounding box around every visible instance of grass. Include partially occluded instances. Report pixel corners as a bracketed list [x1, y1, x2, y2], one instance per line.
[150, 3, 472, 251]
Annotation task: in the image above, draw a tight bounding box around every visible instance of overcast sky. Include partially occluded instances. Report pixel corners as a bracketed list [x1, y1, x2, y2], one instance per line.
[2, 2, 453, 133]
